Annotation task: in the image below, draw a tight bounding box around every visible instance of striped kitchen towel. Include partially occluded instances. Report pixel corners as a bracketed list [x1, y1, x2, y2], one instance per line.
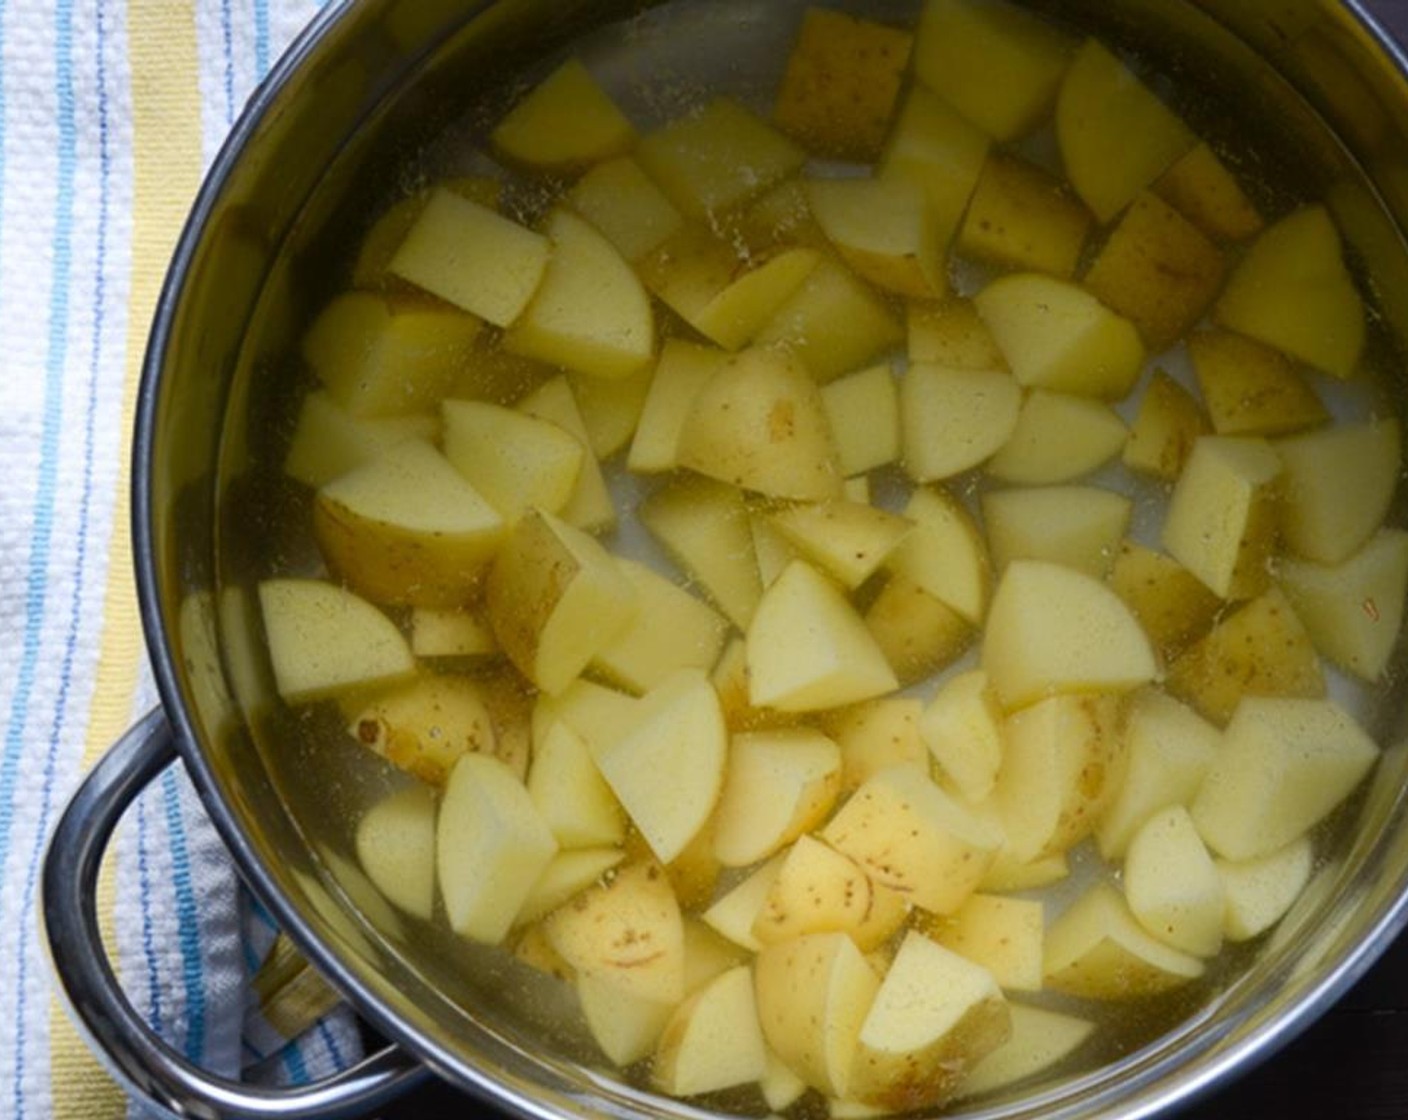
[0, 1, 365, 1116]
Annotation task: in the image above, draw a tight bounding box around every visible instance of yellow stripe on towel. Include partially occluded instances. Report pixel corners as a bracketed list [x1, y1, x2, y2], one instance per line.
[50, 1, 205, 1115]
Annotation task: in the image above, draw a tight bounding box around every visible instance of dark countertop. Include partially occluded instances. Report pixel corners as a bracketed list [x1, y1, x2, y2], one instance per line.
[382, 2, 1408, 1116]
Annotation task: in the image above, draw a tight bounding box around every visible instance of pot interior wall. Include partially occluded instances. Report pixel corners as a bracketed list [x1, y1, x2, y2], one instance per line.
[138, 0, 1408, 1115]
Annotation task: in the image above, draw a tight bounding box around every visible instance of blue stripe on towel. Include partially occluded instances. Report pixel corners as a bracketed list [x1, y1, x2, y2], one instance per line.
[221, 0, 236, 124]
[254, 0, 270, 78]
[8, 3, 79, 1114]
[162, 767, 209, 1063]
[136, 795, 167, 1035]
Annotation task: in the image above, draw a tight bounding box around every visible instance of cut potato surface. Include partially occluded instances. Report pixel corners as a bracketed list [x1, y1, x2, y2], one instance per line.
[491, 58, 635, 172]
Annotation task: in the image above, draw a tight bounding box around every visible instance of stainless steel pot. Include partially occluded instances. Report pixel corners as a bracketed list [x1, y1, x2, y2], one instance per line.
[39, 1, 1408, 1117]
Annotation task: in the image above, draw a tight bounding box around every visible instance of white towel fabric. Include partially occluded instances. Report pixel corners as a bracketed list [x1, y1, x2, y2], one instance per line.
[0, 2, 366, 1116]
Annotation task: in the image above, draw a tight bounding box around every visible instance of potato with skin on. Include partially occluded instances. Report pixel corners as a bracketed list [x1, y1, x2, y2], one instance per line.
[980, 851, 1071, 894]
[754, 256, 904, 382]
[920, 669, 1005, 804]
[389, 189, 550, 327]
[747, 560, 899, 713]
[864, 574, 975, 687]
[1279, 529, 1408, 682]
[441, 398, 583, 522]
[807, 177, 946, 300]
[301, 292, 481, 418]
[767, 500, 913, 589]
[982, 485, 1131, 578]
[1043, 883, 1205, 999]
[994, 692, 1127, 862]
[823, 764, 1003, 914]
[1276, 418, 1402, 565]
[959, 1003, 1095, 1098]
[880, 86, 989, 245]
[491, 57, 636, 172]
[901, 364, 1023, 481]
[437, 753, 559, 945]
[975, 273, 1146, 400]
[908, 299, 1007, 369]
[959, 155, 1092, 277]
[516, 848, 628, 927]
[1122, 371, 1211, 481]
[1188, 328, 1328, 437]
[543, 860, 686, 1005]
[982, 559, 1158, 711]
[567, 155, 684, 264]
[484, 508, 637, 696]
[913, 0, 1074, 142]
[677, 346, 843, 501]
[773, 8, 913, 161]
[822, 698, 926, 793]
[921, 894, 1044, 992]
[355, 785, 437, 920]
[1056, 38, 1195, 223]
[1191, 697, 1379, 862]
[1083, 191, 1226, 352]
[1155, 142, 1264, 242]
[635, 97, 806, 220]
[1166, 587, 1325, 726]
[1124, 805, 1226, 958]
[653, 965, 768, 1097]
[753, 835, 909, 949]
[704, 855, 785, 952]
[591, 558, 727, 694]
[1108, 541, 1222, 662]
[346, 673, 497, 786]
[638, 477, 762, 630]
[821, 364, 900, 476]
[754, 931, 881, 1100]
[712, 729, 843, 867]
[1096, 689, 1220, 860]
[847, 931, 1011, 1111]
[1217, 836, 1314, 942]
[314, 440, 506, 608]
[985, 390, 1128, 484]
[887, 485, 991, 624]
[503, 209, 654, 380]
[1162, 434, 1282, 601]
[1215, 205, 1366, 379]
[590, 669, 727, 866]
[728, 178, 829, 254]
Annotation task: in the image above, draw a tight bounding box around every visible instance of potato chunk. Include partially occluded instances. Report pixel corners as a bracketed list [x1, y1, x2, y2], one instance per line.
[1122, 370, 1210, 481]
[747, 560, 899, 712]
[389, 189, 550, 327]
[484, 509, 637, 695]
[960, 1003, 1095, 1097]
[754, 835, 908, 949]
[847, 931, 1010, 1111]
[567, 155, 684, 263]
[438, 753, 558, 944]
[1188, 328, 1328, 437]
[653, 966, 768, 1096]
[887, 485, 991, 623]
[1191, 697, 1378, 861]
[913, 0, 1073, 141]
[982, 485, 1131, 578]
[880, 86, 990, 244]
[347, 673, 497, 786]
[1217, 837, 1314, 942]
[1056, 39, 1194, 222]
[314, 440, 506, 607]
[636, 97, 806, 219]
[491, 57, 635, 172]
[959, 155, 1091, 277]
[1082, 191, 1225, 352]
[504, 209, 654, 380]
[1161, 435, 1282, 600]
[678, 346, 843, 501]
[984, 390, 1127, 484]
[1154, 142, 1264, 242]
[712, 728, 843, 866]
[920, 670, 1004, 804]
[1214, 204, 1365, 379]
[355, 786, 437, 921]
[923, 894, 1044, 992]
[808, 176, 946, 299]
[821, 364, 900, 476]
[975, 273, 1145, 400]
[1124, 805, 1225, 958]
[982, 559, 1157, 710]
[901, 364, 1022, 481]
[773, 8, 913, 160]
[768, 500, 912, 589]
[441, 399, 582, 522]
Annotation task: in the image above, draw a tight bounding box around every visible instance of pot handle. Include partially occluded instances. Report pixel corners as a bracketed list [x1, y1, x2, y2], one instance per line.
[41, 708, 430, 1119]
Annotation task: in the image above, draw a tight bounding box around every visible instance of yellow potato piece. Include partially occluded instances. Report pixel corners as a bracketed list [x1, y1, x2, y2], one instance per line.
[1121, 369, 1210, 481]
[354, 785, 437, 920]
[1154, 142, 1264, 242]
[1124, 805, 1226, 958]
[808, 176, 946, 299]
[653, 965, 768, 1096]
[347, 672, 497, 786]
[1189, 328, 1328, 437]
[712, 729, 842, 866]
[441, 398, 583, 522]
[567, 155, 684, 263]
[491, 57, 636, 172]
[959, 154, 1091, 277]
